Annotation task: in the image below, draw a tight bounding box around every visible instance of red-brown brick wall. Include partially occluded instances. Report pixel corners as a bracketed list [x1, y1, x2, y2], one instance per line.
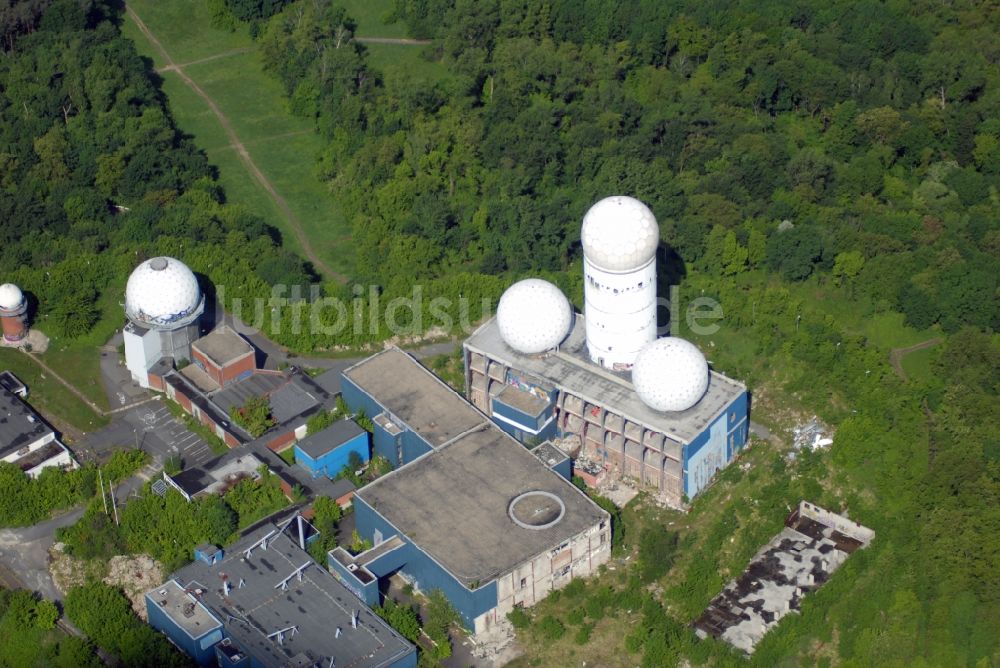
[220, 354, 255, 386]
[267, 431, 296, 452]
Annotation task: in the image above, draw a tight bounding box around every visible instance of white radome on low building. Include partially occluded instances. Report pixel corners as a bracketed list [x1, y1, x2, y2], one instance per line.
[580, 196, 660, 272]
[0, 283, 24, 310]
[125, 256, 201, 326]
[496, 279, 573, 354]
[632, 337, 710, 412]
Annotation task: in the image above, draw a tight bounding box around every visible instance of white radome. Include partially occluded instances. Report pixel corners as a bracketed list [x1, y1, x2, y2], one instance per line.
[125, 256, 201, 326]
[0, 283, 24, 310]
[581, 196, 659, 272]
[632, 337, 709, 412]
[496, 279, 573, 354]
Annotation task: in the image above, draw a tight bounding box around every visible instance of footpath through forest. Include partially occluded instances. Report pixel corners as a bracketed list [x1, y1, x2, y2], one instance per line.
[124, 3, 346, 282]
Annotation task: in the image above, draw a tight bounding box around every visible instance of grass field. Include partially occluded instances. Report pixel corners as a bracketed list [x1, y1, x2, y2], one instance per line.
[339, 0, 408, 38]
[0, 348, 107, 436]
[121, 0, 441, 279]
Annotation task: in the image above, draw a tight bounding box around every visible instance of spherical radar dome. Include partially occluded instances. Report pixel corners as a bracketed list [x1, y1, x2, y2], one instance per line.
[0, 283, 24, 310]
[496, 279, 573, 354]
[125, 257, 201, 325]
[632, 337, 709, 413]
[581, 196, 659, 272]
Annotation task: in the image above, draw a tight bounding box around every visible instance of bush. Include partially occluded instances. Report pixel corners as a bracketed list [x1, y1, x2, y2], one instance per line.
[506, 607, 531, 630]
[537, 615, 565, 641]
[374, 599, 420, 643]
[64, 582, 189, 667]
[637, 528, 680, 584]
[574, 623, 594, 645]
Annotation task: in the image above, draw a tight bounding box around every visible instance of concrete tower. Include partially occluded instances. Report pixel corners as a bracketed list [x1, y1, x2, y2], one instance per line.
[123, 256, 204, 388]
[580, 196, 659, 370]
[0, 283, 28, 343]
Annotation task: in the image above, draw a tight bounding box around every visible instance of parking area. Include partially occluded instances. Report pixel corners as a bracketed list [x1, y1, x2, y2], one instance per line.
[133, 403, 215, 467]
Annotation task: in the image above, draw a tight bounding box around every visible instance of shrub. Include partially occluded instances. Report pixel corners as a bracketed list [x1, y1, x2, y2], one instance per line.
[506, 607, 531, 630]
[637, 528, 680, 583]
[537, 615, 565, 641]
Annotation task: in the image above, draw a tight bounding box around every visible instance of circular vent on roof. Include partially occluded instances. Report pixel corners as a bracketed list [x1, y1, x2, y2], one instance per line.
[508, 491, 566, 530]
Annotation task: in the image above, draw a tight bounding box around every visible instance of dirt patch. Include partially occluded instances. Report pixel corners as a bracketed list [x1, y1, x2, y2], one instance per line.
[889, 337, 942, 380]
[50, 544, 164, 620]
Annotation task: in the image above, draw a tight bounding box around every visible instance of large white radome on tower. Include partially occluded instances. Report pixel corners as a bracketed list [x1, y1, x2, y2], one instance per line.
[581, 196, 660, 272]
[0, 283, 24, 310]
[125, 256, 201, 326]
[632, 337, 709, 412]
[496, 279, 573, 354]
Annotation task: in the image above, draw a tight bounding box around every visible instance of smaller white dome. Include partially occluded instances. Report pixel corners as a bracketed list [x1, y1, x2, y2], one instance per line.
[581, 196, 659, 272]
[125, 256, 201, 326]
[496, 279, 573, 354]
[632, 338, 709, 412]
[0, 283, 24, 310]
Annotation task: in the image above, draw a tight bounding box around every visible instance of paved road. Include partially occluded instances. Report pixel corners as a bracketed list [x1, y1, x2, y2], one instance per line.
[0, 508, 84, 601]
[77, 398, 215, 470]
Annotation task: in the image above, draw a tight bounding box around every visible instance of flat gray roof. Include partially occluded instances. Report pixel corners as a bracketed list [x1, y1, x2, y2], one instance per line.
[146, 579, 221, 640]
[212, 373, 321, 425]
[165, 523, 413, 668]
[465, 316, 746, 444]
[295, 419, 366, 459]
[357, 425, 607, 586]
[0, 387, 54, 458]
[192, 325, 254, 367]
[344, 349, 485, 448]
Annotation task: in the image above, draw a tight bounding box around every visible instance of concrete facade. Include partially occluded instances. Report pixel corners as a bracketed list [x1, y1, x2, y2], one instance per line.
[465, 316, 749, 505]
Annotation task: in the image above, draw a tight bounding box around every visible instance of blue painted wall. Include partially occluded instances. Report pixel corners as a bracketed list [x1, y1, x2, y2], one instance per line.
[354, 496, 498, 629]
[328, 552, 381, 607]
[683, 390, 749, 498]
[551, 456, 572, 481]
[193, 546, 223, 565]
[342, 374, 433, 468]
[145, 591, 220, 666]
[373, 418, 401, 465]
[295, 430, 369, 478]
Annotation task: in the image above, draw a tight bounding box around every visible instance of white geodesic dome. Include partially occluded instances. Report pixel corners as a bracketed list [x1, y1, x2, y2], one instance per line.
[125, 257, 201, 327]
[632, 337, 709, 412]
[0, 283, 24, 310]
[581, 196, 659, 272]
[496, 279, 573, 354]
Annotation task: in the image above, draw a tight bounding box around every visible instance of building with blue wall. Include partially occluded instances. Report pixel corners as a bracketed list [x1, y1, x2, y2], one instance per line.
[341, 350, 484, 469]
[294, 418, 369, 478]
[465, 316, 749, 507]
[336, 349, 612, 638]
[146, 522, 415, 668]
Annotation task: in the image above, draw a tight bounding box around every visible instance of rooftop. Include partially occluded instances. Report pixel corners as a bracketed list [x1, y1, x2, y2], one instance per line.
[180, 363, 219, 393]
[295, 419, 366, 460]
[357, 424, 607, 586]
[192, 325, 254, 367]
[532, 441, 569, 469]
[466, 315, 746, 444]
[162, 523, 413, 668]
[211, 372, 322, 426]
[167, 452, 265, 498]
[693, 502, 873, 654]
[344, 349, 485, 448]
[147, 580, 222, 639]
[495, 384, 549, 417]
[0, 371, 26, 397]
[0, 387, 55, 458]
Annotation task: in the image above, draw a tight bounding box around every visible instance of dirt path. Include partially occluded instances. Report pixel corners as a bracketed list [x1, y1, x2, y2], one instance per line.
[125, 4, 345, 282]
[156, 46, 253, 73]
[355, 37, 431, 45]
[889, 338, 942, 380]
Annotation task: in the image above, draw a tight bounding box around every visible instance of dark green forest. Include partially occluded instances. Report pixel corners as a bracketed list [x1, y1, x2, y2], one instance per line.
[1, 0, 998, 665]
[257, 0, 999, 664]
